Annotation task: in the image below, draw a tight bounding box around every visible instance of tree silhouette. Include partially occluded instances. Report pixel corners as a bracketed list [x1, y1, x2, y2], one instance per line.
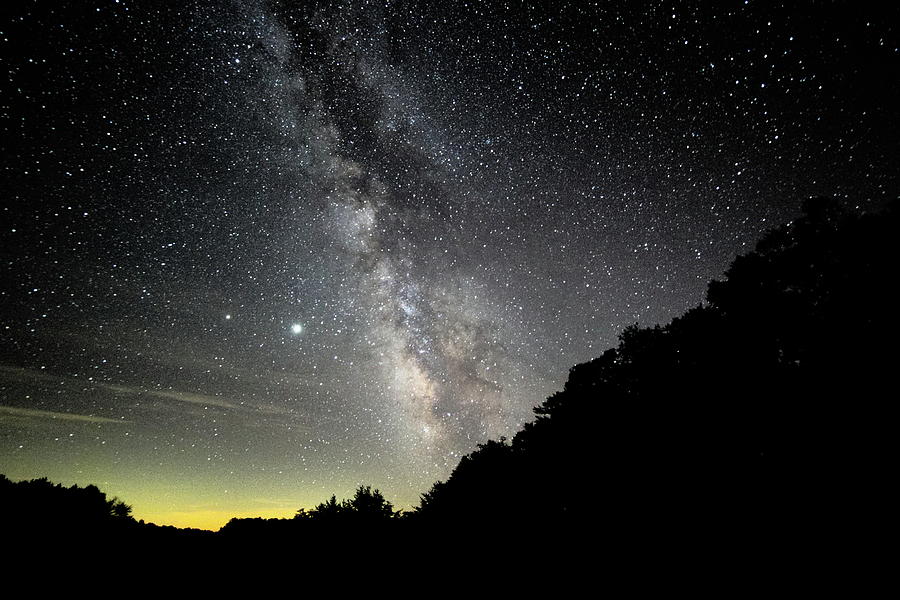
[219, 484, 400, 543]
[108, 497, 133, 519]
[344, 485, 396, 521]
[0, 474, 145, 543]
[311, 494, 346, 519]
[414, 198, 898, 544]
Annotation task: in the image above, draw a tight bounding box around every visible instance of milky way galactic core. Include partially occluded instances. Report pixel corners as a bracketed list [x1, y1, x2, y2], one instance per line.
[2, 1, 897, 528]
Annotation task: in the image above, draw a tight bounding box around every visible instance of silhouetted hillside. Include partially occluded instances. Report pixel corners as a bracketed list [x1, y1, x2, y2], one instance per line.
[0, 474, 138, 535]
[0, 474, 213, 547]
[414, 197, 898, 545]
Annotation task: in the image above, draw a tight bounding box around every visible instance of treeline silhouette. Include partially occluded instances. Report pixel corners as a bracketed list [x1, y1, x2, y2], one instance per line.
[410, 197, 897, 549]
[412, 198, 896, 545]
[3, 197, 896, 551]
[217, 485, 403, 544]
[0, 474, 133, 531]
[0, 474, 213, 544]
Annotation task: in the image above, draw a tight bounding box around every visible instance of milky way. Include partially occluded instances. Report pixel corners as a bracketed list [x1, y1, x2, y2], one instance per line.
[2, 1, 897, 528]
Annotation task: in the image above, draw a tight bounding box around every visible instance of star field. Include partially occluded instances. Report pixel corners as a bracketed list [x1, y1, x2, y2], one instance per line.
[2, 1, 897, 529]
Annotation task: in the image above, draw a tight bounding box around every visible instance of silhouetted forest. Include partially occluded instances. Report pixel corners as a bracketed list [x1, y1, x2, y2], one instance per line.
[4, 198, 896, 551]
[0, 473, 213, 544]
[414, 197, 898, 546]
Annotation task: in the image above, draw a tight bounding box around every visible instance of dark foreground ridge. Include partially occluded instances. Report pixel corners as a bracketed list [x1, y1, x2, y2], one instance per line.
[412, 197, 897, 543]
[3, 198, 896, 559]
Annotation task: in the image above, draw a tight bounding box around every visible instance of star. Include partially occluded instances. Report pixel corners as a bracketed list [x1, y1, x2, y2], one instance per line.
[2, 0, 895, 531]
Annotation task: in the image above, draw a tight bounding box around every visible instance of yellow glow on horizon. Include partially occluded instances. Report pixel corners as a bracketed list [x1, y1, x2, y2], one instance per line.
[1, 462, 419, 532]
[136, 507, 299, 531]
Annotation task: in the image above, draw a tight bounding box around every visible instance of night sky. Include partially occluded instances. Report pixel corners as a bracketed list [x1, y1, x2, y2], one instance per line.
[2, 1, 897, 529]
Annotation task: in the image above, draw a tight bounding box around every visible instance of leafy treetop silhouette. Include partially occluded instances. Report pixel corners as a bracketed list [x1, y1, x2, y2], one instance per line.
[413, 197, 898, 536]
